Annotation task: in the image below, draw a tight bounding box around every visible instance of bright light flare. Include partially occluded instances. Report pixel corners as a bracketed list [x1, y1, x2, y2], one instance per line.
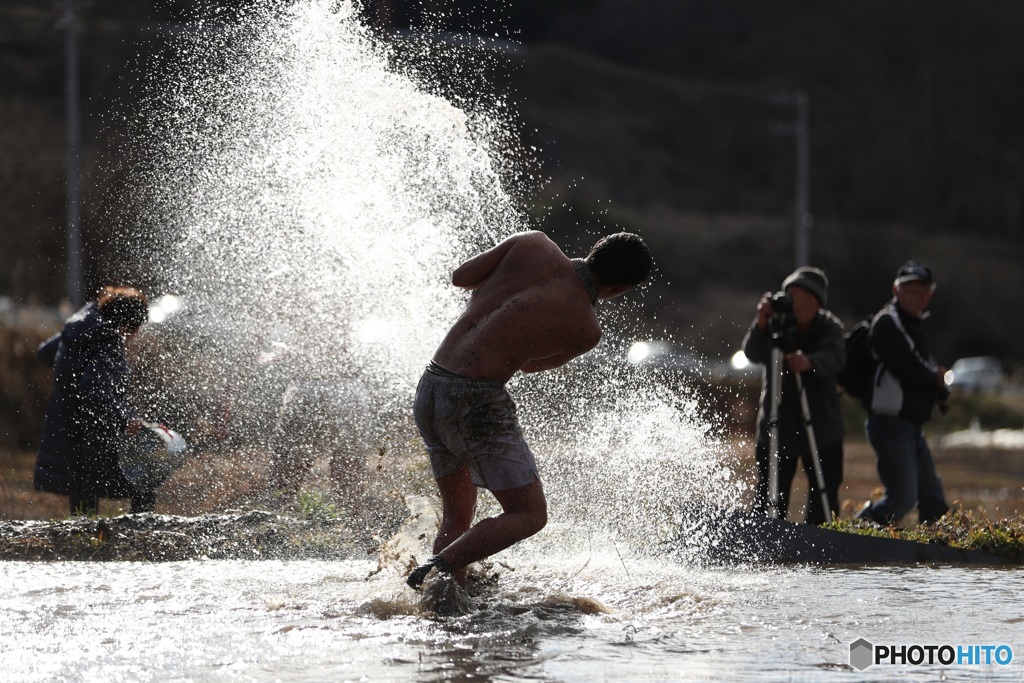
[627, 341, 651, 364]
[147, 294, 184, 324]
[354, 317, 395, 346]
[730, 350, 750, 371]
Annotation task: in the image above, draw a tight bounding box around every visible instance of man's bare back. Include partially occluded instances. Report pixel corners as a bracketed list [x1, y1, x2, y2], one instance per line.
[432, 231, 601, 383]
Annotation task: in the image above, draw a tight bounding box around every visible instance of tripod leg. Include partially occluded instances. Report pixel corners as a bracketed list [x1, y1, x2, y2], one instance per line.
[794, 373, 832, 522]
[766, 348, 784, 519]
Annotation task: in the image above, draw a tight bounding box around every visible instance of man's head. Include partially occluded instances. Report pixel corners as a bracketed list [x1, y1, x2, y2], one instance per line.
[892, 260, 936, 318]
[782, 266, 827, 329]
[782, 267, 828, 307]
[585, 232, 653, 298]
[97, 286, 149, 336]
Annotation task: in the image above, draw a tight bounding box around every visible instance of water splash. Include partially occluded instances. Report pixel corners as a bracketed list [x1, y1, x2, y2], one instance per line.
[132, 1, 516, 405]
[126, 0, 746, 561]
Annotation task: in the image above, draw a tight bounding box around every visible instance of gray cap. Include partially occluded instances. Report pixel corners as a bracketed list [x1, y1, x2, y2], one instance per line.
[782, 266, 828, 306]
[894, 260, 935, 286]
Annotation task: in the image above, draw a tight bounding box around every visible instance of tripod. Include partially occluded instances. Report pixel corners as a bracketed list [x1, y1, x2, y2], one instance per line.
[765, 345, 832, 521]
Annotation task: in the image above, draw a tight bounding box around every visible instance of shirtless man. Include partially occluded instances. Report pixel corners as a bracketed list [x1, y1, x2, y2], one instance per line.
[407, 230, 653, 588]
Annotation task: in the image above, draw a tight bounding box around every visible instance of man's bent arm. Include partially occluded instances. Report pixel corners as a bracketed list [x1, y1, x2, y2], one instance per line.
[452, 231, 545, 289]
[521, 336, 600, 374]
[741, 322, 771, 365]
[37, 333, 61, 368]
[805, 318, 845, 377]
[521, 351, 584, 374]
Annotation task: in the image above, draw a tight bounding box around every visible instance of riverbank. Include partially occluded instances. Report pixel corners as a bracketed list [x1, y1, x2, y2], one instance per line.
[8, 440, 1024, 520]
[784, 439, 1024, 520]
[4, 435, 1024, 562]
[6, 439, 1024, 523]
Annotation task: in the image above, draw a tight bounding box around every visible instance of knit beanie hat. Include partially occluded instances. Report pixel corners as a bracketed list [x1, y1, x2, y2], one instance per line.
[781, 266, 828, 306]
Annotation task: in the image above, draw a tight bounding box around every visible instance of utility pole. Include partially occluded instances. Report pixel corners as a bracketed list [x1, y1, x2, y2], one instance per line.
[61, 0, 83, 307]
[769, 90, 813, 268]
[793, 91, 811, 268]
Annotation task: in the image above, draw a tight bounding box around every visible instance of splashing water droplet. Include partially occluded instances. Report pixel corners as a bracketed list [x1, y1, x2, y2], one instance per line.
[124, 0, 745, 560]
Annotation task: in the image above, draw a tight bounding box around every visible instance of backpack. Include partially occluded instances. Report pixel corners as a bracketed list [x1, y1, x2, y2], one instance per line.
[836, 319, 875, 399]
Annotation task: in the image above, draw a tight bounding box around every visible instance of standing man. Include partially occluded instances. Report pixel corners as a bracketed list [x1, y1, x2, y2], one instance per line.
[856, 261, 950, 526]
[742, 267, 845, 525]
[407, 230, 653, 588]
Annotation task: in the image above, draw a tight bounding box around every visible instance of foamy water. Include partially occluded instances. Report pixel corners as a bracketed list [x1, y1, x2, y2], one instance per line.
[2, 558, 1021, 682]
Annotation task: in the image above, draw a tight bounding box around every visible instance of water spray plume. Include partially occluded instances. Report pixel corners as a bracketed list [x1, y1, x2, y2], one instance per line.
[123, 0, 743, 560]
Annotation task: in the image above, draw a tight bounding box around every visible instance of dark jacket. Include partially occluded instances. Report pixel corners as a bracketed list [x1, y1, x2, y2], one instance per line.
[865, 299, 949, 425]
[743, 309, 846, 450]
[34, 302, 137, 497]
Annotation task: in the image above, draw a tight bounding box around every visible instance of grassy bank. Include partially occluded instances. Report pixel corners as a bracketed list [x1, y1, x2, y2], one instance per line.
[722, 438, 1024, 522]
[824, 511, 1024, 564]
[5, 440, 1024, 563]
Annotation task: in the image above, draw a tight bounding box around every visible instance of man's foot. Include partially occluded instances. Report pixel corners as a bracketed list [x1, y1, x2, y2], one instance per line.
[418, 571, 476, 616]
[854, 501, 886, 526]
[919, 510, 949, 526]
[406, 555, 455, 590]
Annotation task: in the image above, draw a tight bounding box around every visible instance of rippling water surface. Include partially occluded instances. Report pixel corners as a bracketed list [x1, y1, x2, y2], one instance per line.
[28, 3, 1017, 681]
[2, 556, 1021, 682]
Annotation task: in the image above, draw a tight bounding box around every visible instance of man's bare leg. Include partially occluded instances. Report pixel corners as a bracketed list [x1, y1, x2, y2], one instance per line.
[407, 466, 476, 588]
[408, 469, 547, 588]
[433, 466, 478, 554]
[438, 476, 547, 571]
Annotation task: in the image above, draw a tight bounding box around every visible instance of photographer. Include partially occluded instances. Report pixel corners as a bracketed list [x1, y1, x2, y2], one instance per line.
[742, 267, 845, 525]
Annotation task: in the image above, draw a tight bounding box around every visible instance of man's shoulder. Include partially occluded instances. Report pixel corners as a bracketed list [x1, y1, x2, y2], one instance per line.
[508, 230, 555, 248]
[869, 301, 897, 328]
[817, 309, 845, 330]
[868, 302, 915, 349]
[504, 231, 570, 269]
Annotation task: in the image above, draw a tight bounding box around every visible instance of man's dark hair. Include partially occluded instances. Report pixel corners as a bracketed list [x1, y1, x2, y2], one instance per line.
[585, 232, 653, 286]
[98, 287, 149, 332]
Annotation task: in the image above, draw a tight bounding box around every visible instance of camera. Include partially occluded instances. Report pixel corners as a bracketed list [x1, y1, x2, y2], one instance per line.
[769, 291, 792, 314]
[768, 291, 798, 350]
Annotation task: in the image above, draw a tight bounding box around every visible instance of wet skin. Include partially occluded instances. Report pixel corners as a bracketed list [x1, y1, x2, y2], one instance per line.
[424, 231, 632, 584]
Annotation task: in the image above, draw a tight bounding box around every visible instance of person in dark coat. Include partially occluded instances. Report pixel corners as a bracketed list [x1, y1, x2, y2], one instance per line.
[855, 261, 950, 526]
[742, 267, 846, 525]
[35, 286, 152, 515]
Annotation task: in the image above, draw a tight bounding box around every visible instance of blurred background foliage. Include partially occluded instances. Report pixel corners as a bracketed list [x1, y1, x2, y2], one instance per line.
[2, 0, 1023, 363]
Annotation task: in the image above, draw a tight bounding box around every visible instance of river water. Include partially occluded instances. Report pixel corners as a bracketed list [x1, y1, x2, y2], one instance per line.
[33, 2, 1018, 681]
[2, 553, 1021, 682]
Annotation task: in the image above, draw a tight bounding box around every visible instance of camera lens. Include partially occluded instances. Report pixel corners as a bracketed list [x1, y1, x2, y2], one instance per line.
[770, 292, 792, 312]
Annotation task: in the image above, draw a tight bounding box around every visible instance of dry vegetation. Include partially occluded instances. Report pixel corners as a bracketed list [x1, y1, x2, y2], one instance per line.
[3, 315, 1024, 565]
[5, 421, 1024, 524]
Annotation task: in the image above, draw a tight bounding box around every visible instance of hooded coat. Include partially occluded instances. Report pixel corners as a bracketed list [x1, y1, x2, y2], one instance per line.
[34, 302, 137, 498]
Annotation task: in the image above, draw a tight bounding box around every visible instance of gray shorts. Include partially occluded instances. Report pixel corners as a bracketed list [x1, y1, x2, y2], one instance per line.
[413, 365, 539, 491]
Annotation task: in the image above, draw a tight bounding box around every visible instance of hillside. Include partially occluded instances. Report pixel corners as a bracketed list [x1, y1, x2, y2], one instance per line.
[508, 45, 1024, 363]
[1, 0, 1022, 367]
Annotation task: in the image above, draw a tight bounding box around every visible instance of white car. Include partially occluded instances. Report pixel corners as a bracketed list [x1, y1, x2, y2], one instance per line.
[944, 356, 1003, 393]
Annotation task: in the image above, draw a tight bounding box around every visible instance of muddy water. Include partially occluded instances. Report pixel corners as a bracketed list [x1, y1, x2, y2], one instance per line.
[2, 555, 1021, 682]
